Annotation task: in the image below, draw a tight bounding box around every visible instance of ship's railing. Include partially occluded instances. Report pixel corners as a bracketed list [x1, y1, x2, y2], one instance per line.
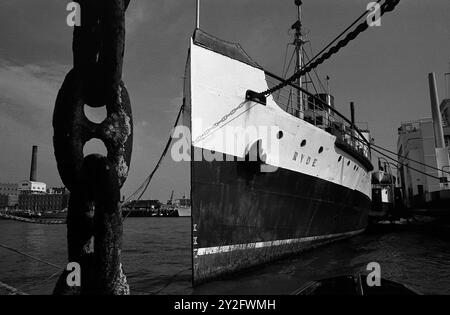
[264, 72, 371, 162]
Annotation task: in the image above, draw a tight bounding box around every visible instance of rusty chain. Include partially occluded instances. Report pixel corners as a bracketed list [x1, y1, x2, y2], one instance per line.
[53, 0, 132, 295]
[192, 101, 254, 145]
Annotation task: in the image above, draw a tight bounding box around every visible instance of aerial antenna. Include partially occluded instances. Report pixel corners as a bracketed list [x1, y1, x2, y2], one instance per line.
[196, 0, 200, 29]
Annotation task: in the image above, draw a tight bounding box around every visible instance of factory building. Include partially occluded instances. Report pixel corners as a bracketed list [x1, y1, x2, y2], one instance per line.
[18, 192, 69, 212]
[1, 145, 70, 212]
[0, 183, 18, 195]
[397, 71, 450, 209]
[0, 194, 8, 209]
[17, 146, 69, 211]
[0, 183, 19, 208]
[18, 180, 47, 194]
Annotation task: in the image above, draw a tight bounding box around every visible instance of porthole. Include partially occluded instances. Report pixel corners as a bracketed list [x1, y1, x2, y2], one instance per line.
[338, 156, 342, 162]
[277, 131, 283, 139]
[318, 146, 324, 154]
[300, 139, 307, 147]
[347, 161, 351, 166]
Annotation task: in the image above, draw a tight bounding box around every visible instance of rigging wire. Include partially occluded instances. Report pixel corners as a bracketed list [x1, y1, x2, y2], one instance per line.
[370, 146, 443, 181]
[305, 43, 327, 93]
[301, 48, 320, 96]
[347, 132, 450, 177]
[341, 129, 450, 180]
[371, 142, 450, 176]
[275, 45, 296, 102]
[259, 0, 400, 97]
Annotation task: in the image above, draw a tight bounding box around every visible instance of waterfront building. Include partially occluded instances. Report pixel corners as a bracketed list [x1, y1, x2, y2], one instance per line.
[18, 190, 69, 212]
[397, 72, 450, 208]
[47, 187, 69, 195]
[124, 199, 161, 211]
[0, 183, 19, 208]
[0, 194, 8, 208]
[0, 183, 18, 195]
[17, 180, 47, 194]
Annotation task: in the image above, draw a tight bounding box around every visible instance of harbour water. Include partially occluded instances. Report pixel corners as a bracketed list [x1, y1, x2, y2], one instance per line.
[1, 218, 449, 295]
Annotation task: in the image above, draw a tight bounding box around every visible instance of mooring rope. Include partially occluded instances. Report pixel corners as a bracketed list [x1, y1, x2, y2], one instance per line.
[0, 242, 62, 270]
[122, 104, 184, 212]
[148, 267, 192, 295]
[0, 281, 28, 295]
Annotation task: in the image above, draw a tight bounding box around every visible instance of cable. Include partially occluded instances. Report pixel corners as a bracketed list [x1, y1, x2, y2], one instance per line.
[259, 0, 400, 97]
[128, 267, 192, 295]
[345, 131, 449, 180]
[148, 267, 192, 295]
[0, 242, 62, 270]
[302, 47, 320, 95]
[307, 42, 327, 93]
[347, 132, 450, 177]
[275, 46, 296, 101]
[0, 281, 27, 295]
[19, 269, 62, 294]
[371, 142, 450, 176]
[371, 146, 443, 181]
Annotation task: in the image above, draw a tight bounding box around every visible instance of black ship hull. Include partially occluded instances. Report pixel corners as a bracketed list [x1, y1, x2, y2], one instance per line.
[192, 150, 370, 284]
[186, 30, 373, 284]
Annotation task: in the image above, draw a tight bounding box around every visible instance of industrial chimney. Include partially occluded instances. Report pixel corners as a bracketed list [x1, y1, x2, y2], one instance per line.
[428, 73, 450, 187]
[445, 62, 450, 100]
[29, 145, 38, 182]
[441, 63, 450, 126]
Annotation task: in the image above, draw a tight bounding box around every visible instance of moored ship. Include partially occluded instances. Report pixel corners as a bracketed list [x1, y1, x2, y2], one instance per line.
[185, 1, 374, 284]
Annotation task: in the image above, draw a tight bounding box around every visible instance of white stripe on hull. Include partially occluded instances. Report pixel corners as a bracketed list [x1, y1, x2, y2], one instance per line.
[196, 228, 365, 256]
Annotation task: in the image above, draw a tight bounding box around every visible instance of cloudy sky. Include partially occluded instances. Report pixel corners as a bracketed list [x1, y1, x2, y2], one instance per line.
[0, 0, 449, 200]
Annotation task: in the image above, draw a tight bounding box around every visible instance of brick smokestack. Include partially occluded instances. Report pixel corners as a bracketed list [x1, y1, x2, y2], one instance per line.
[30, 145, 38, 182]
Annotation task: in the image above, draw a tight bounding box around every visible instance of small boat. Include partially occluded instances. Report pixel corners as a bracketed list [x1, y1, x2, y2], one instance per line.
[175, 206, 191, 217]
[292, 275, 420, 295]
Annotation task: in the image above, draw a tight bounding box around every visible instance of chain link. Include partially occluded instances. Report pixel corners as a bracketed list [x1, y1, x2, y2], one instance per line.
[193, 101, 252, 145]
[53, 0, 131, 295]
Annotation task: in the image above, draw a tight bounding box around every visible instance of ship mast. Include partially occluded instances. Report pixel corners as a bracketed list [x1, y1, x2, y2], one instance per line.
[292, 0, 305, 118]
[196, 0, 200, 29]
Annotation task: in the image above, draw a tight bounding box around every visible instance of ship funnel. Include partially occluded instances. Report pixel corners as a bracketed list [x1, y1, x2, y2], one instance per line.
[30, 145, 38, 182]
[350, 102, 355, 126]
